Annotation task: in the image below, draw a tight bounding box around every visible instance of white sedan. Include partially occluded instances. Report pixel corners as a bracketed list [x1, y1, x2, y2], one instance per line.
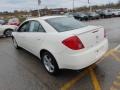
[12, 16, 108, 75]
[0, 24, 18, 37]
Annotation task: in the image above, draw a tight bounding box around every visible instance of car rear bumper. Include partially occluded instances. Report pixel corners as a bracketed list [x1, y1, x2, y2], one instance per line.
[56, 39, 108, 70]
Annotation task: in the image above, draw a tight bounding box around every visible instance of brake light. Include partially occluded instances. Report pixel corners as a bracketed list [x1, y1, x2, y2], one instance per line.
[62, 36, 84, 50]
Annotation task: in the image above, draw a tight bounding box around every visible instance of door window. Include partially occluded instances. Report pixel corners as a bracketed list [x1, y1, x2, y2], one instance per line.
[18, 21, 30, 32]
[29, 21, 45, 32]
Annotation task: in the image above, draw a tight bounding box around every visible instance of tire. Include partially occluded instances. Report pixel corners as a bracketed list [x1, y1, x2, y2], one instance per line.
[41, 51, 59, 75]
[112, 14, 115, 17]
[84, 18, 87, 21]
[4, 29, 13, 37]
[97, 17, 100, 19]
[12, 37, 20, 49]
[103, 15, 106, 18]
[80, 18, 82, 21]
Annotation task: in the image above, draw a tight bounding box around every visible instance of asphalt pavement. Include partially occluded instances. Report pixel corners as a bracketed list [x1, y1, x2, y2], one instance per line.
[0, 17, 120, 90]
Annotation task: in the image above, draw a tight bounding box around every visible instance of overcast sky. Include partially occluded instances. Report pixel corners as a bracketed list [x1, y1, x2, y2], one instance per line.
[0, 0, 119, 11]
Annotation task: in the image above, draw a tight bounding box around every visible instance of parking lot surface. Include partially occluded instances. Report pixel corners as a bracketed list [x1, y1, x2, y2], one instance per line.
[0, 17, 120, 90]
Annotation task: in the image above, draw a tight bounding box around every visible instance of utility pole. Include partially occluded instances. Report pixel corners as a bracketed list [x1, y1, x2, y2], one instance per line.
[88, 0, 92, 12]
[73, 0, 75, 12]
[38, 0, 41, 17]
[108, 0, 111, 8]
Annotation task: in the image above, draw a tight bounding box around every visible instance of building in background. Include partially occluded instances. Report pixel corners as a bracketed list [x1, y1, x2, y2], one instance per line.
[31, 8, 68, 16]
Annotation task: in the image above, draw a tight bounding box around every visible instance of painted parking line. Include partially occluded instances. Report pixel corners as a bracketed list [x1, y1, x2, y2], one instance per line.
[111, 52, 120, 62]
[113, 81, 120, 87]
[116, 76, 120, 79]
[110, 72, 120, 90]
[60, 70, 88, 90]
[96, 50, 113, 64]
[89, 68, 101, 90]
[114, 50, 120, 54]
[60, 65, 99, 90]
[60, 49, 120, 90]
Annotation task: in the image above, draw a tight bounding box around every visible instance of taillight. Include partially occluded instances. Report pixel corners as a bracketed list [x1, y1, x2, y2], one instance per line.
[104, 30, 106, 38]
[62, 36, 84, 50]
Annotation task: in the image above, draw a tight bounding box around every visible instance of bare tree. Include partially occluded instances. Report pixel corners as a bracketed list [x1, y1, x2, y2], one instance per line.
[118, 0, 120, 4]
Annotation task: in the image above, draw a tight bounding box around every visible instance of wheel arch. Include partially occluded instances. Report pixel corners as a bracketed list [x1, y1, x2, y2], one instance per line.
[5, 28, 14, 31]
[40, 49, 51, 58]
[3, 28, 14, 36]
[40, 49, 60, 68]
[4, 28, 14, 33]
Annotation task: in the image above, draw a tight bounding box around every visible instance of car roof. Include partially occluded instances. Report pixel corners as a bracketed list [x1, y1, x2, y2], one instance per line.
[27, 15, 67, 21]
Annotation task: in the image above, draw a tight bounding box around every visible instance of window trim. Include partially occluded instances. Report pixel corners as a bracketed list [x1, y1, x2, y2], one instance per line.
[29, 20, 46, 33]
[45, 17, 86, 32]
[17, 20, 46, 33]
[17, 21, 30, 32]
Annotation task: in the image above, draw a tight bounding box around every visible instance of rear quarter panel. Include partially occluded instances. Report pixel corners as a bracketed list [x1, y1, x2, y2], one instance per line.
[36, 33, 72, 58]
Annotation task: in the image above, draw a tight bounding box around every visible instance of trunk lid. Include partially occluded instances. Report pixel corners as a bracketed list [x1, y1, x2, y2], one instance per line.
[63, 25, 105, 50]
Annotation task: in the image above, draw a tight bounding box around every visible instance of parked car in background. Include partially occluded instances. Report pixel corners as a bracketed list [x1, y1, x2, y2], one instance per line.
[72, 12, 89, 21]
[110, 9, 120, 17]
[26, 17, 35, 20]
[65, 12, 74, 17]
[12, 16, 108, 75]
[8, 18, 20, 26]
[0, 24, 18, 37]
[0, 19, 6, 25]
[97, 10, 113, 18]
[85, 12, 100, 20]
[65, 12, 87, 21]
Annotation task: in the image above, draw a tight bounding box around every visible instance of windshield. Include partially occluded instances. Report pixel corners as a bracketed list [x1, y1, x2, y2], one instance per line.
[46, 17, 86, 32]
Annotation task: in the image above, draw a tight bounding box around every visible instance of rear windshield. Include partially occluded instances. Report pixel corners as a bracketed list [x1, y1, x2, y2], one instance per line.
[46, 17, 86, 32]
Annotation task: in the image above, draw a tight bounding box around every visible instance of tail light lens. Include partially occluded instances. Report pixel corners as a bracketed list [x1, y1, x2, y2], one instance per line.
[62, 36, 84, 50]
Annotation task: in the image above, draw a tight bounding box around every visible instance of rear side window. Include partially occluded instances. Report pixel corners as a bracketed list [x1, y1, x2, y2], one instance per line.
[29, 21, 45, 32]
[46, 17, 86, 32]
